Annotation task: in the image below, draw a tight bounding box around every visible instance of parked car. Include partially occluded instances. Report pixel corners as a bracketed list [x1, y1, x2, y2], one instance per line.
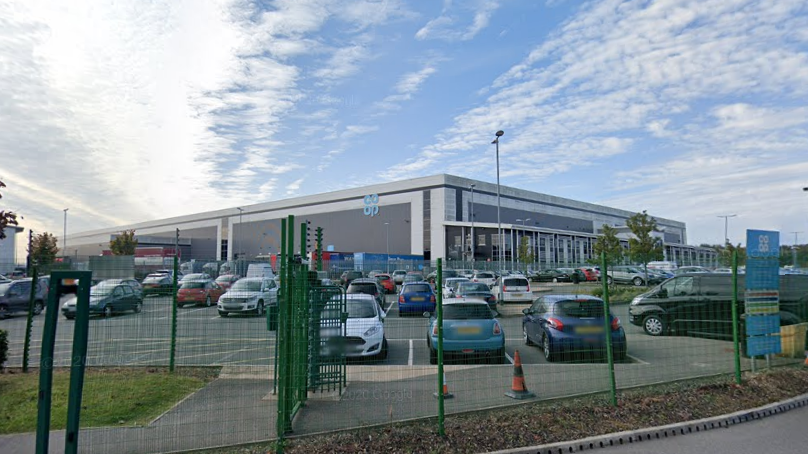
[457, 269, 474, 279]
[374, 273, 396, 294]
[579, 267, 599, 281]
[391, 270, 408, 285]
[398, 282, 436, 316]
[142, 275, 174, 296]
[522, 295, 627, 362]
[426, 269, 459, 286]
[61, 280, 143, 319]
[471, 271, 497, 288]
[246, 264, 275, 279]
[180, 273, 212, 282]
[442, 277, 471, 299]
[0, 274, 10, 283]
[492, 276, 532, 304]
[177, 279, 225, 307]
[426, 297, 505, 364]
[530, 268, 575, 283]
[321, 293, 387, 360]
[217, 277, 277, 317]
[403, 272, 424, 284]
[367, 270, 384, 278]
[454, 282, 497, 310]
[315, 271, 334, 286]
[605, 266, 665, 286]
[214, 274, 241, 292]
[673, 266, 712, 275]
[346, 278, 386, 310]
[340, 270, 364, 287]
[0, 278, 46, 319]
[103, 279, 143, 299]
[8, 268, 27, 279]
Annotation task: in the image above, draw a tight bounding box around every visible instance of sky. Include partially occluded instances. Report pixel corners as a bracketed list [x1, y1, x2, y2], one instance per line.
[2, 0, 808, 257]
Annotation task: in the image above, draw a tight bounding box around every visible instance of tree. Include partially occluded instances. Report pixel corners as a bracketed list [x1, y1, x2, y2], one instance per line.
[0, 180, 19, 240]
[626, 211, 664, 285]
[31, 232, 59, 266]
[517, 236, 534, 271]
[592, 224, 623, 266]
[110, 229, 138, 255]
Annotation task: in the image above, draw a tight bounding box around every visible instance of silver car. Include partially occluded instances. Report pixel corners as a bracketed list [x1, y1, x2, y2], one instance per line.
[217, 277, 278, 317]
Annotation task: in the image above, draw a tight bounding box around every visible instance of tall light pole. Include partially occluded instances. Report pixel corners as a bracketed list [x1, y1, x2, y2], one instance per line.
[492, 130, 504, 274]
[236, 207, 244, 260]
[791, 231, 802, 268]
[63, 208, 69, 257]
[384, 222, 390, 272]
[469, 184, 475, 268]
[717, 214, 736, 245]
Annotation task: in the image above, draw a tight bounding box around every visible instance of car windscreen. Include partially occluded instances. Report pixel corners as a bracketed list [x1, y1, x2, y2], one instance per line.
[459, 283, 490, 293]
[346, 299, 377, 318]
[216, 275, 237, 283]
[180, 281, 206, 289]
[91, 283, 116, 296]
[230, 280, 262, 292]
[347, 283, 378, 295]
[184, 274, 205, 280]
[404, 284, 431, 293]
[443, 304, 493, 320]
[554, 300, 604, 318]
[404, 275, 423, 282]
[0, 283, 10, 296]
[376, 275, 391, 281]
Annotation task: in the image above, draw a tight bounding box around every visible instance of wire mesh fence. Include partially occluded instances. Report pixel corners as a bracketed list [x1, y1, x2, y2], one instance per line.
[0, 251, 806, 454]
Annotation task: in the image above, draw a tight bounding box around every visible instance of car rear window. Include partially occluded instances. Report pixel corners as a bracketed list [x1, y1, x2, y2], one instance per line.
[376, 275, 391, 281]
[555, 300, 604, 318]
[143, 277, 167, 284]
[459, 283, 490, 293]
[180, 281, 206, 289]
[503, 278, 528, 286]
[476, 273, 494, 279]
[347, 283, 378, 295]
[404, 284, 432, 293]
[443, 304, 493, 320]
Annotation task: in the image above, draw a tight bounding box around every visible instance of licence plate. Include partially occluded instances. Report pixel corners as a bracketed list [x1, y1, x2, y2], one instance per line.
[511, 293, 523, 297]
[457, 326, 481, 334]
[411, 297, 424, 301]
[576, 326, 604, 334]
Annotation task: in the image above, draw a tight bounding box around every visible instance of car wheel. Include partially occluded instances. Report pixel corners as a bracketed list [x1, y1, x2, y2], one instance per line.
[614, 346, 627, 361]
[219, 311, 228, 317]
[104, 305, 113, 318]
[257, 301, 265, 316]
[177, 303, 184, 308]
[64, 314, 75, 320]
[543, 333, 556, 362]
[633, 277, 644, 287]
[0, 305, 9, 320]
[522, 324, 533, 346]
[429, 347, 437, 365]
[33, 301, 44, 315]
[133, 303, 141, 314]
[643, 314, 666, 336]
[606, 276, 614, 285]
[205, 295, 212, 307]
[378, 338, 388, 360]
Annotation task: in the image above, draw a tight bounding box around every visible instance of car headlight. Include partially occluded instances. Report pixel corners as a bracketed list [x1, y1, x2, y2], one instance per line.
[631, 296, 641, 306]
[364, 325, 381, 337]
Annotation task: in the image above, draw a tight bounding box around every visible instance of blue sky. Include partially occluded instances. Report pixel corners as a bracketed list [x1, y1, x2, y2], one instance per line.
[2, 0, 808, 253]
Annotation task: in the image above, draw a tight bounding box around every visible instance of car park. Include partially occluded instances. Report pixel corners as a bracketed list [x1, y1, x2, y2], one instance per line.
[530, 268, 574, 283]
[471, 271, 497, 288]
[62, 280, 143, 319]
[374, 273, 396, 294]
[391, 270, 407, 285]
[426, 269, 459, 286]
[522, 295, 627, 362]
[0, 274, 10, 283]
[217, 277, 277, 317]
[321, 293, 387, 360]
[492, 276, 532, 304]
[367, 270, 384, 278]
[0, 278, 46, 319]
[398, 282, 436, 316]
[346, 278, 386, 310]
[177, 279, 224, 307]
[454, 282, 497, 310]
[605, 266, 664, 286]
[142, 274, 174, 296]
[181, 273, 212, 282]
[426, 297, 505, 364]
[214, 274, 241, 292]
[442, 277, 471, 299]
[457, 269, 474, 279]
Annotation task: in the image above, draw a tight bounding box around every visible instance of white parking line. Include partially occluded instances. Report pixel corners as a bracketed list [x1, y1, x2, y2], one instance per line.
[156, 307, 210, 320]
[505, 352, 514, 364]
[408, 340, 413, 366]
[627, 354, 650, 365]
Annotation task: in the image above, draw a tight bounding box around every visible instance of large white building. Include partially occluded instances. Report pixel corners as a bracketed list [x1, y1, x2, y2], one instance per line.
[0, 225, 24, 273]
[65, 174, 716, 268]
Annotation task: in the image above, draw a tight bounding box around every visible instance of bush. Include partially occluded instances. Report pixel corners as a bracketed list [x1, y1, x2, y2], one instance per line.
[582, 286, 648, 303]
[0, 329, 8, 369]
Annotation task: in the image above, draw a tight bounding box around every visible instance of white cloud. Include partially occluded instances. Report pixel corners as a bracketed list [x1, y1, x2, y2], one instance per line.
[376, 64, 438, 111]
[415, 0, 500, 41]
[341, 125, 379, 138]
[314, 41, 370, 83]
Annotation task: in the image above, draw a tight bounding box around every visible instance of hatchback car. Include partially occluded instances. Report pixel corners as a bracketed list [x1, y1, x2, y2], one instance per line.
[104, 279, 143, 299]
[454, 282, 497, 310]
[0, 278, 46, 319]
[391, 270, 408, 285]
[442, 277, 471, 299]
[320, 294, 387, 360]
[606, 266, 664, 286]
[217, 277, 277, 317]
[403, 272, 425, 284]
[374, 273, 396, 294]
[579, 268, 599, 281]
[521, 295, 627, 362]
[346, 278, 386, 310]
[426, 298, 505, 364]
[181, 273, 212, 282]
[471, 271, 497, 288]
[398, 282, 436, 316]
[214, 274, 241, 292]
[62, 280, 143, 319]
[142, 275, 174, 296]
[340, 270, 364, 287]
[492, 276, 532, 304]
[177, 279, 224, 307]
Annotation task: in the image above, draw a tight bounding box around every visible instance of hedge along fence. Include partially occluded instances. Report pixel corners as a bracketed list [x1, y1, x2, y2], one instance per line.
[0, 329, 8, 369]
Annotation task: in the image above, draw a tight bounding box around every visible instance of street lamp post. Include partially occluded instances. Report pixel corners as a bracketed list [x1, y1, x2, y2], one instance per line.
[63, 208, 68, 257]
[492, 130, 504, 273]
[384, 222, 390, 273]
[469, 184, 475, 268]
[717, 214, 737, 245]
[236, 207, 244, 260]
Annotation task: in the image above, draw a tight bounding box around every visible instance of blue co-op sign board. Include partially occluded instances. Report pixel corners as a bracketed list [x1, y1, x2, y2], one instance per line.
[745, 229, 781, 356]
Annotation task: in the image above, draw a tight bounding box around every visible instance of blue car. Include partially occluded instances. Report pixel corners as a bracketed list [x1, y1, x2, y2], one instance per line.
[426, 298, 505, 364]
[398, 282, 436, 316]
[521, 295, 627, 362]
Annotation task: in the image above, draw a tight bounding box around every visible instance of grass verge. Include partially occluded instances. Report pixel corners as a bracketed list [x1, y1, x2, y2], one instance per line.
[196, 366, 808, 454]
[0, 367, 219, 434]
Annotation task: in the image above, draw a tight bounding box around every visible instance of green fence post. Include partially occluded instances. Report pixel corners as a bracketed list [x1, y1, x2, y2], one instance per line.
[23, 266, 39, 372]
[169, 254, 178, 373]
[731, 250, 742, 385]
[436, 258, 445, 436]
[36, 275, 62, 454]
[600, 253, 617, 407]
[65, 274, 92, 454]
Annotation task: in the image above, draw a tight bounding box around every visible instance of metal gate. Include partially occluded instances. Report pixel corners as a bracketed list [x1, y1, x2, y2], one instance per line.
[308, 285, 346, 393]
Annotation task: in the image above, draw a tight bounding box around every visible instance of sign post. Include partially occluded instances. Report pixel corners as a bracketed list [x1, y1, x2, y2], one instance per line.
[744, 230, 781, 370]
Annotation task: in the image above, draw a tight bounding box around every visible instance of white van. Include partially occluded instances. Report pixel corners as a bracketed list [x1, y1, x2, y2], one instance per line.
[246, 263, 275, 279]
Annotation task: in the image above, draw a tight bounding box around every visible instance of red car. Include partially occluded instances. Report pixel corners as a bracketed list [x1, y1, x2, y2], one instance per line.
[177, 279, 225, 307]
[214, 274, 241, 292]
[579, 267, 599, 281]
[375, 273, 396, 294]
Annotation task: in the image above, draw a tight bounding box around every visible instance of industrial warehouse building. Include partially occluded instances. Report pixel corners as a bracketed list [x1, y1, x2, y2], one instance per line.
[64, 174, 716, 269]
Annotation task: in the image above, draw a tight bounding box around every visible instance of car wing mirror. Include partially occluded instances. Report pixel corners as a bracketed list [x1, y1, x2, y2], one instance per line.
[658, 288, 668, 298]
[522, 308, 531, 315]
[423, 311, 431, 318]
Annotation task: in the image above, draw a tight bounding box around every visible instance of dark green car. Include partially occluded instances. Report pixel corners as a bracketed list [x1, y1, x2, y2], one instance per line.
[530, 268, 584, 283]
[61, 281, 143, 319]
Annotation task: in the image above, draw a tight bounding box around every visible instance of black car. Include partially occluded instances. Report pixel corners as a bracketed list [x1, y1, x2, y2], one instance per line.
[141, 275, 174, 296]
[61, 281, 143, 319]
[340, 270, 364, 288]
[346, 278, 386, 310]
[530, 268, 583, 283]
[0, 278, 46, 319]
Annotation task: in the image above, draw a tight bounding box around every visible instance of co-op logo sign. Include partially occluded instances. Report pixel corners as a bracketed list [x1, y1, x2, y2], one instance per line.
[363, 194, 380, 217]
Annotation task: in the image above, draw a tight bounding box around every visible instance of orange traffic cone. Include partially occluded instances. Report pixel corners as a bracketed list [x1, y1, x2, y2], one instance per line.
[433, 373, 454, 399]
[505, 350, 535, 400]
[804, 352, 808, 367]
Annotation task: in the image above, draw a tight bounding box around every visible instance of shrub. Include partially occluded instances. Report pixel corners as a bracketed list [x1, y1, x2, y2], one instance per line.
[0, 329, 8, 369]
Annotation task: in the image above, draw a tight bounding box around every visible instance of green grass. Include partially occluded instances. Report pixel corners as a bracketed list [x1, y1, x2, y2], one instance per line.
[0, 367, 219, 434]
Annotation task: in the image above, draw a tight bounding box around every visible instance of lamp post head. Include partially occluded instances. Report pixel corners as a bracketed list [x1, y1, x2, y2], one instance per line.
[495, 130, 504, 137]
